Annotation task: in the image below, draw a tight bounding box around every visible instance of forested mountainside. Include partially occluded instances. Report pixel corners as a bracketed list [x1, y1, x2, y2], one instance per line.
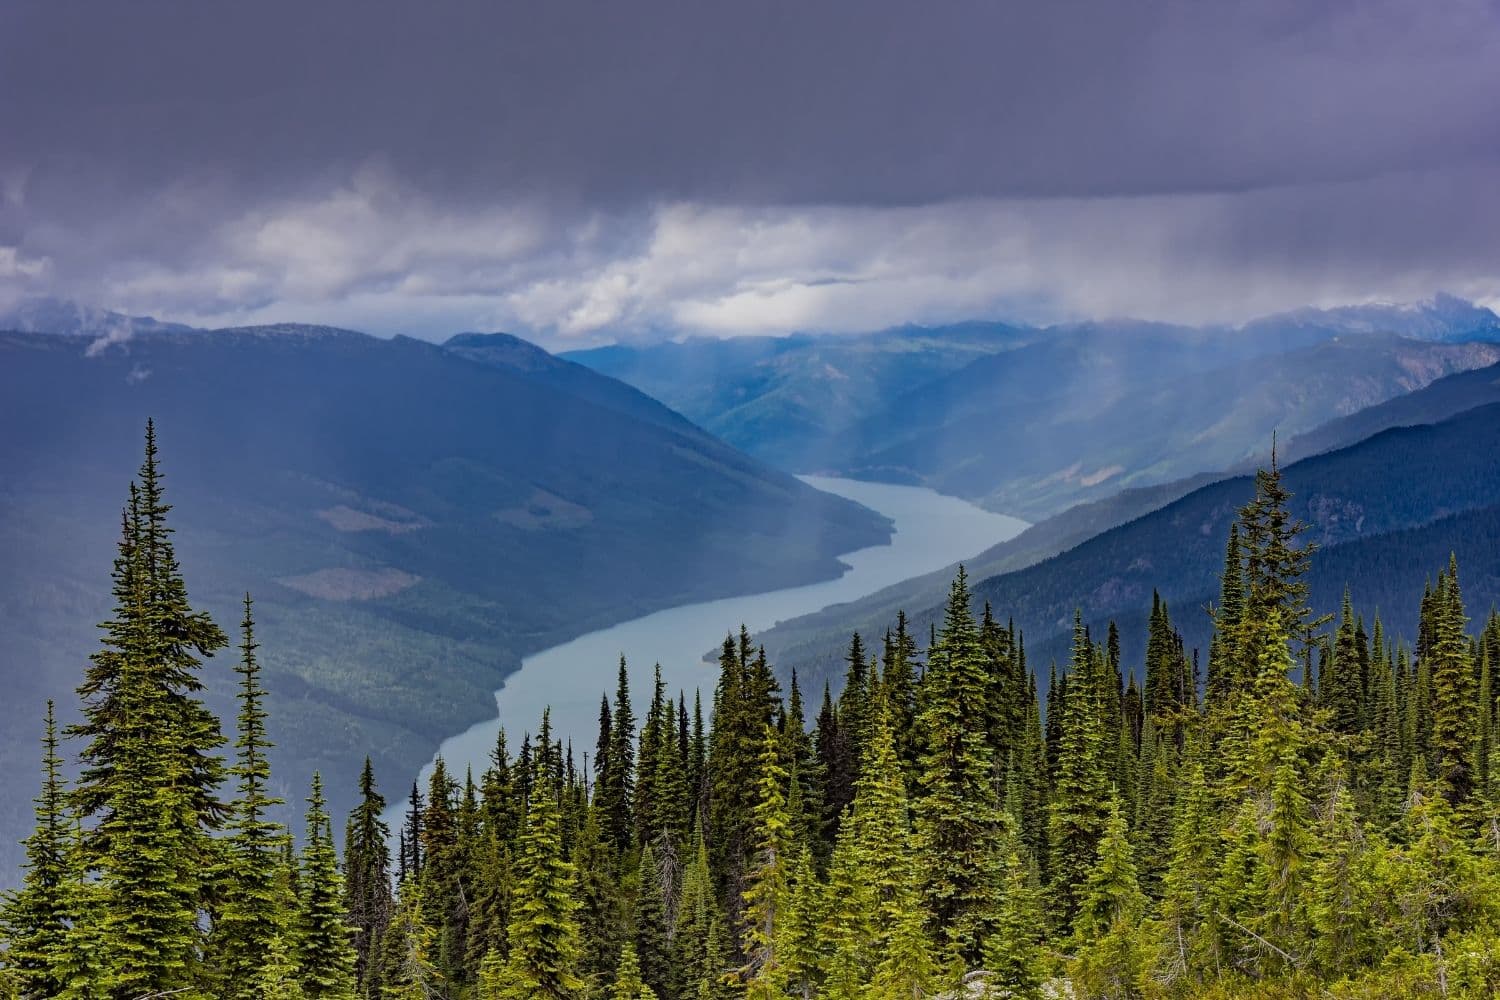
[757, 360, 1500, 673]
[7, 432, 1500, 1000]
[1282, 359, 1500, 464]
[570, 298, 1500, 519]
[765, 402, 1500, 689]
[838, 333, 1500, 518]
[0, 331, 887, 874]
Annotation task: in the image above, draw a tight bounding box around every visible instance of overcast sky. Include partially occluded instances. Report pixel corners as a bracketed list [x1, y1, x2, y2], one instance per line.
[2, 0, 1497, 345]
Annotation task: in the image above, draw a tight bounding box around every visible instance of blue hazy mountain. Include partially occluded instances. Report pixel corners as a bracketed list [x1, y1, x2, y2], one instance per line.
[567, 298, 1500, 519]
[764, 400, 1500, 690]
[0, 322, 888, 870]
[564, 321, 1033, 469]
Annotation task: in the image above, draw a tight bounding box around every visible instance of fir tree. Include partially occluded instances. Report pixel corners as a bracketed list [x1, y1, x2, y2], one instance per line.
[344, 758, 394, 997]
[611, 943, 657, 1000]
[1047, 614, 1110, 926]
[70, 426, 230, 999]
[1070, 797, 1147, 1000]
[298, 774, 357, 999]
[378, 879, 444, 1000]
[913, 568, 1010, 963]
[0, 703, 73, 999]
[1427, 557, 1476, 806]
[210, 596, 290, 998]
[496, 718, 583, 1000]
[982, 852, 1046, 1000]
[738, 725, 793, 997]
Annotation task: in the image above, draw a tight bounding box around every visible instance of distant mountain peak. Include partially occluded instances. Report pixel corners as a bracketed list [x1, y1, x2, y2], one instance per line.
[0, 297, 195, 341]
[1252, 294, 1500, 343]
[443, 331, 559, 373]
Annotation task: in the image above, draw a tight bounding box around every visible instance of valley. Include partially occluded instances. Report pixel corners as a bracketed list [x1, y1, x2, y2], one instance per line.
[395, 475, 1026, 830]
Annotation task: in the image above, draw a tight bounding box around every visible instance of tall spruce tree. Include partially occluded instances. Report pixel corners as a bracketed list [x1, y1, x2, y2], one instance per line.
[344, 758, 393, 996]
[1047, 613, 1111, 926]
[70, 425, 230, 1000]
[0, 703, 73, 998]
[298, 774, 357, 998]
[496, 714, 583, 1000]
[913, 568, 1010, 964]
[738, 725, 793, 997]
[211, 596, 290, 998]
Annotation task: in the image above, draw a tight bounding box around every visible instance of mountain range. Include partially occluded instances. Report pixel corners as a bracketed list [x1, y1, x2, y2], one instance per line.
[570, 296, 1500, 518]
[0, 321, 887, 871]
[762, 393, 1500, 691]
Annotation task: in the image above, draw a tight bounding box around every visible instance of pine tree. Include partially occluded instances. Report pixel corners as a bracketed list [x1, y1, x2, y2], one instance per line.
[344, 758, 394, 997]
[982, 852, 1046, 1000]
[210, 596, 290, 998]
[496, 718, 583, 1000]
[1149, 758, 1219, 990]
[1069, 797, 1147, 1000]
[913, 568, 1010, 963]
[821, 701, 921, 994]
[611, 943, 657, 1000]
[570, 806, 622, 994]
[634, 843, 672, 1000]
[298, 774, 357, 998]
[1207, 522, 1246, 706]
[600, 659, 636, 852]
[866, 873, 937, 1000]
[1427, 557, 1476, 806]
[70, 425, 230, 999]
[738, 725, 793, 997]
[378, 879, 444, 1000]
[259, 931, 311, 1000]
[0, 703, 73, 998]
[1307, 757, 1378, 979]
[1324, 590, 1364, 735]
[1047, 614, 1110, 926]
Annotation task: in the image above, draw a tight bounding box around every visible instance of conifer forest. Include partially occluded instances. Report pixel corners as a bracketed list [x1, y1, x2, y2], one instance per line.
[7, 425, 1500, 1000]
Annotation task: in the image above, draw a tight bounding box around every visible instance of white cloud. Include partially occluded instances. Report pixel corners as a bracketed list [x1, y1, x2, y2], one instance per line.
[6, 163, 1499, 345]
[0, 245, 49, 281]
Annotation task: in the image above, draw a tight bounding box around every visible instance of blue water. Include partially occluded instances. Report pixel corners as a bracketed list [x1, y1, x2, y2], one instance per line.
[386, 477, 1025, 826]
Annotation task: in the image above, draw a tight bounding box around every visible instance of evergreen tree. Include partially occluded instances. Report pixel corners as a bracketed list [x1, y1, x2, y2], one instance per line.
[982, 852, 1046, 1000]
[496, 719, 583, 1000]
[344, 758, 394, 997]
[1047, 614, 1110, 926]
[298, 774, 357, 999]
[70, 425, 230, 999]
[210, 596, 290, 998]
[737, 725, 793, 997]
[634, 843, 672, 1000]
[611, 943, 656, 1000]
[378, 879, 444, 1000]
[913, 568, 1010, 963]
[600, 659, 636, 852]
[1069, 797, 1147, 1000]
[1427, 557, 1476, 806]
[0, 703, 73, 999]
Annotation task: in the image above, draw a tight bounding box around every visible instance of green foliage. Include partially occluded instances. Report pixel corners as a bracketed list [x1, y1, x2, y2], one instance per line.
[299, 774, 358, 999]
[11, 434, 1500, 1000]
[914, 568, 1011, 962]
[0, 703, 73, 999]
[495, 730, 584, 1000]
[1071, 797, 1149, 999]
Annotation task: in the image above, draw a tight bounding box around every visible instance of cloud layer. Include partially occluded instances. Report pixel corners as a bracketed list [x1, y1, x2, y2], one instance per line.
[2, 0, 1497, 342]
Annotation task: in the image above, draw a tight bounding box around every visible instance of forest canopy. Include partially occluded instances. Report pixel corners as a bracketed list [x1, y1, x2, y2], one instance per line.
[4, 426, 1500, 1000]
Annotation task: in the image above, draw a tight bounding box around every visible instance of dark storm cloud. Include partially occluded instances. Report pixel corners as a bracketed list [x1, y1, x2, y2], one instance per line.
[1, 0, 1497, 339]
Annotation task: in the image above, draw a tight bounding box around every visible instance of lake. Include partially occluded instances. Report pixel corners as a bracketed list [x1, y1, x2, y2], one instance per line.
[387, 476, 1026, 825]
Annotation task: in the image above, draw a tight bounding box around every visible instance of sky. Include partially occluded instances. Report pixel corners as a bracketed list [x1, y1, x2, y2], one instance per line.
[1, 0, 1497, 346]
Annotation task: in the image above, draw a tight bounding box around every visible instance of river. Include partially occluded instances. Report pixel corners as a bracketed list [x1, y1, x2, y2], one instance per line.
[386, 476, 1026, 827]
